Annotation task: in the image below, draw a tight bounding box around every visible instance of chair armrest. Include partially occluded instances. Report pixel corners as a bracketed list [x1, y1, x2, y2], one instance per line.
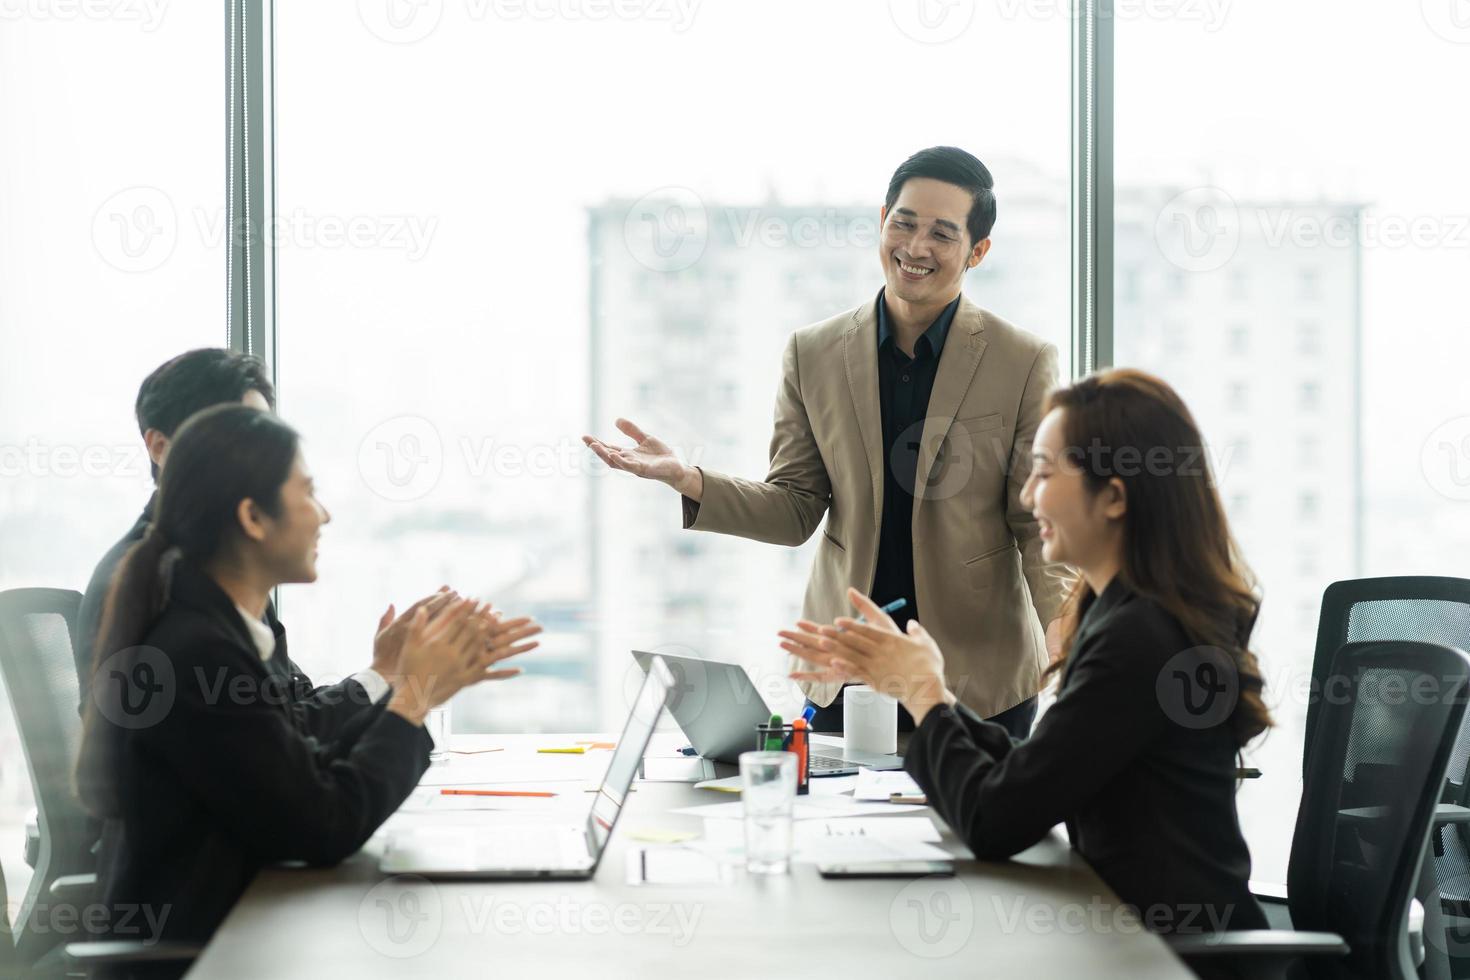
[48, 872, 97, 903]
[1249, 880, 1289, 904]
[64, 941, 203, 965]
[1166, 930, 1349, 958]
[1433, 803, 1470, 824]
[1343, 803, 1470, 825]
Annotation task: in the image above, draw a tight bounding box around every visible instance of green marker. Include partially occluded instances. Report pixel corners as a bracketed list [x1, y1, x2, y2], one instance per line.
[764, 714, 785, 751]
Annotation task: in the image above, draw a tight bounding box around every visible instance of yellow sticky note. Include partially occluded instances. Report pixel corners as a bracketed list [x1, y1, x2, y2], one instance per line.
[537, 746, 587, 754]
[699, 784, 742, 794]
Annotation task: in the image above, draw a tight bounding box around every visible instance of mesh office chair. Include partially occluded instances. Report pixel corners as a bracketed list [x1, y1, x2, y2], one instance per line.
[1174, 640, 1470, 979]
[0, 588, 97, 965]
[1304, 577, 1470, 964]
[0, 588, 201, 977]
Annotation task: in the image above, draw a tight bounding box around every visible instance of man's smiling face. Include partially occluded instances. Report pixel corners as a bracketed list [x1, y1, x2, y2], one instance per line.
[879, 176, 987, 308]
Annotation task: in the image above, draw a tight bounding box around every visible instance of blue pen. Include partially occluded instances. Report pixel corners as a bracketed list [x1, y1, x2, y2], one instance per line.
[855, 597, 907, 625]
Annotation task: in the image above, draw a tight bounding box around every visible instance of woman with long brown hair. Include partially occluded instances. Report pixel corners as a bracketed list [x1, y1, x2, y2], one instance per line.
[77, 404, 537, 950]
[780, 368, 1272, 933]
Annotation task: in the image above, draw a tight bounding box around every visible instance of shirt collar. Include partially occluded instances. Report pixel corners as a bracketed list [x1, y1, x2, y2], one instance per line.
[234, 603, 277, 662]
[876, 287, 962, 358]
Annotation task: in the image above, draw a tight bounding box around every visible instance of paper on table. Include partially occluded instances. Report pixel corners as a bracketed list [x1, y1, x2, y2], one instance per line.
[668, 799, 924, 821]
[794, 836, 951, 865]
[625, 847, 732, 886]
[705, 818, 940, 845]
[800, 794, 926, 813]
[853, 767, 924, 801]
[692, 818, 949, 865]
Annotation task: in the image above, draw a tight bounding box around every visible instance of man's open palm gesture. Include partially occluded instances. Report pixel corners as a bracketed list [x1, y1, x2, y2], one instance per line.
[583, 418, 700, 497]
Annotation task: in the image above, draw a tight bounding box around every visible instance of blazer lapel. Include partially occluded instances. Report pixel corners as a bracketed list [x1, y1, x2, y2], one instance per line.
[914, 296, 989, 499]
[843, 301, 885, 531]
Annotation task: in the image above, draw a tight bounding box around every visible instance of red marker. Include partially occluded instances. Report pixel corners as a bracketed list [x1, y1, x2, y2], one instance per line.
[792, 718, 810, 793]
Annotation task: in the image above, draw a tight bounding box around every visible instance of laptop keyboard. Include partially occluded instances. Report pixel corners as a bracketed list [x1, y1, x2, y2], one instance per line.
[809, 755, 857, 772]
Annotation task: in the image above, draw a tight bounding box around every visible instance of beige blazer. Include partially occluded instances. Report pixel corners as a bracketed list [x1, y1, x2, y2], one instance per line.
[683, 293, 1074, 718]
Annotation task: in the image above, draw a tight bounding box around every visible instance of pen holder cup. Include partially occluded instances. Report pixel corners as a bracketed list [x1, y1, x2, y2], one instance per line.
[755, 724, 810, 795]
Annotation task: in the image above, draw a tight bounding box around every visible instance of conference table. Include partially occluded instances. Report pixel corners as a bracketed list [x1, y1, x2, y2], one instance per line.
[188, 732, 1193, 978]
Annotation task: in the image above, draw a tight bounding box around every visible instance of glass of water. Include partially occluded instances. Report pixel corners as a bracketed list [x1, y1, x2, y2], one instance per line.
[425, 705, 451, 765]
[740, 751, 796, 874]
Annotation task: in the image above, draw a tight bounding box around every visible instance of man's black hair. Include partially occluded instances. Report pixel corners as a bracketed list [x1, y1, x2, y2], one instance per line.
[885, 146, 997, 244]
[135, 348, 276, 479]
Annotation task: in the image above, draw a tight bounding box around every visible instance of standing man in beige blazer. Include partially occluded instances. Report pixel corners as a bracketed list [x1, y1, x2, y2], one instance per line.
[585, 147, 1072, 738]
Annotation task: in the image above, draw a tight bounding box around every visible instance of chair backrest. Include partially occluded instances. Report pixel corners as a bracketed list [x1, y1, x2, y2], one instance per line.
[1288, 640, 1470, 980]
[0, 588, 93, 963]
[1305, 577, 1470, 777]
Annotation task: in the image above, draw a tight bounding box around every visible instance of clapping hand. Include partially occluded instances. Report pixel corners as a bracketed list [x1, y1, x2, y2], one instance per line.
[778, 588, 957, 725]
[373, 586, 457, 681]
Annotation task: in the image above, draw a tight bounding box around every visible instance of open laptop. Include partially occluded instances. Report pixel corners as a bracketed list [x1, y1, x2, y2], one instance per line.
[379, 655, 675, 880]
[631, 649, 903, 775]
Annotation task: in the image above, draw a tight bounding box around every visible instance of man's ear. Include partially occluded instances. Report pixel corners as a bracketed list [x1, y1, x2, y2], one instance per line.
[968, 237, 992, 269]
[143, 429, 170, 470]
[879, 203, 888, 227]
[235, 498, 269, 543]
[1102, 477, 1128, 521]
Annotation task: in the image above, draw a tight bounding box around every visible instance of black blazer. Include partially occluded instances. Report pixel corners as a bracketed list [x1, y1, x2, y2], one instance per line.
[77, 494, 382, 744]
[91, 561, 431, 942]
[905, 576, 1267, 933]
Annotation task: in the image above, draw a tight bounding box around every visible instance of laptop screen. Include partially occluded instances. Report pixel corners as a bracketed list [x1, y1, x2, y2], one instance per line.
[585, 654, 674, 862]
